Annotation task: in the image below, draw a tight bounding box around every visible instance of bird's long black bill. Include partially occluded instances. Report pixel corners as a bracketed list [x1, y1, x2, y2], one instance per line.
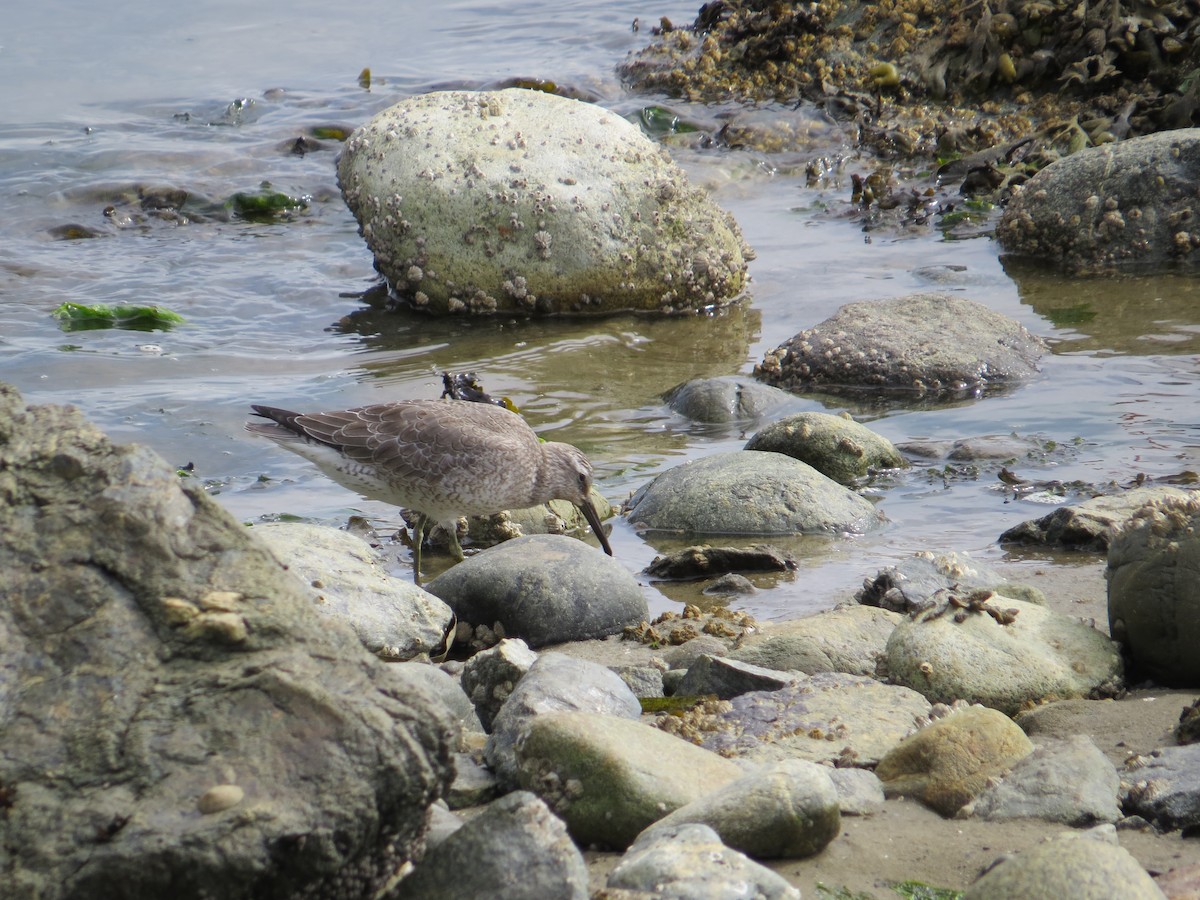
[579, 498, 613, 556]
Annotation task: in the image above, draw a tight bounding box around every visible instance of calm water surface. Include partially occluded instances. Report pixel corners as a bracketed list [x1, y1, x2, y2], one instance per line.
[3, 2, 1198, 618]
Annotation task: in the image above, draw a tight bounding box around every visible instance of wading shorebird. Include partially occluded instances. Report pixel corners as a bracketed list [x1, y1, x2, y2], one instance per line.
[246, 398, 612, 582]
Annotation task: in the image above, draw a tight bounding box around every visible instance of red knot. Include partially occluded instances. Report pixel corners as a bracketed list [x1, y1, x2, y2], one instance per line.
[246, 398, 612, 581]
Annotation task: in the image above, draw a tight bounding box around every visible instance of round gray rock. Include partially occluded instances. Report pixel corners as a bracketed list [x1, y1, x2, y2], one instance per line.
[648, 758, 840, 859]
[425, 534, 647, 648]
[606, 823, 800, 900]
[754, 293, 1046, 397]
[626, 451, 883, 536]
[392, 791, 588, 900]
[962, 830, 1165, 899]
[337, 88, 752, 315]
[663, 376, 800, 425]
[997, 129, 1200, 273]
[745, 410, 906, 483]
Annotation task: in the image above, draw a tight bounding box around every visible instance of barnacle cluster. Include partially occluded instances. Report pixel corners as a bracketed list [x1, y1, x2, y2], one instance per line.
[621, 0, 1200, 166]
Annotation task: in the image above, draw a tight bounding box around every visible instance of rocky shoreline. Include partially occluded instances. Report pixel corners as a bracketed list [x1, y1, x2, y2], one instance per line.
[3, 381, 1198, 898]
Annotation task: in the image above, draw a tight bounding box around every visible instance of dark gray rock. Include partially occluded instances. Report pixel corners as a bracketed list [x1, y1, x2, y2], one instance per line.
[426, 534, 647, 648]
[626, 451, 883, 536]
[606, 823, 800, 899]
[997, 129, 1200, 273]
[460, 638, 539, 732]
[1001, 486, 1197, 552]
[963, 736, 1121, 825]
[391, 792, 588, 900]
[0, 383, 454, 900]
[485, 653, 641, 790]
[857, 550, 1045, 614]
[745, 411, 906, 483]
[663, 376, 799, 425]
[1107, 492, 1200, 685]
[676, 655, 801, 699]
[337, 89, 751, 316]
[1122, 743, 1200, 834]
[252, 521, 453, 660]
[755, 293, 1046, 398]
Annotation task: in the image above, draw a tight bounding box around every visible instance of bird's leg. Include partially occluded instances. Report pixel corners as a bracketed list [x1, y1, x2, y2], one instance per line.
[410, 513, 427, 585]
[446, 519, 466, 562]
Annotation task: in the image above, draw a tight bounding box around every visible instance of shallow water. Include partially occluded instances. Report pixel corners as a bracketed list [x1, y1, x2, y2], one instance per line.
[2, 2, 1198, 620]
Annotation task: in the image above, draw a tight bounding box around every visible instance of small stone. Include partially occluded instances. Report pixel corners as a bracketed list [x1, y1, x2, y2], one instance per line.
[197, 784, 244, 815]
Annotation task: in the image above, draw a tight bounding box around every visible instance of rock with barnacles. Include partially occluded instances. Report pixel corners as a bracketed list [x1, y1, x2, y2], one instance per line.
[754, 294, 1045, 399]
[998, 129, 1200, 274]
[0, 383, 454, 900]
[745, 410, 906, 484]
[885, 593, 1123, 715]
[1107, 491, 1200, 685]
[337, 88, 753, 315]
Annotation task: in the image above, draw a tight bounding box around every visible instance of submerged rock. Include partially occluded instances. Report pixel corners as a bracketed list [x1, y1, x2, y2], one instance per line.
[663, 375, 800, 425]
[745, 410, 907, 483]
[998, 130, 1200, 273]
[626, 450, 883, 536]
[858, 550, 1045, 615]
[337, 88, 752, 315]
[0, 383, 453, 900]
[754, 293, 1046, 398]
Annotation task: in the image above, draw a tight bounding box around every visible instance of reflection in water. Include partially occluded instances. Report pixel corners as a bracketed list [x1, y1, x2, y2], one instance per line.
[1004, 258, 1200, 354]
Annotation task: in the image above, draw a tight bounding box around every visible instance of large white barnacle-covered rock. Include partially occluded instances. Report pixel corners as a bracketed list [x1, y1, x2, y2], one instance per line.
[337, 89, 753, 315]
